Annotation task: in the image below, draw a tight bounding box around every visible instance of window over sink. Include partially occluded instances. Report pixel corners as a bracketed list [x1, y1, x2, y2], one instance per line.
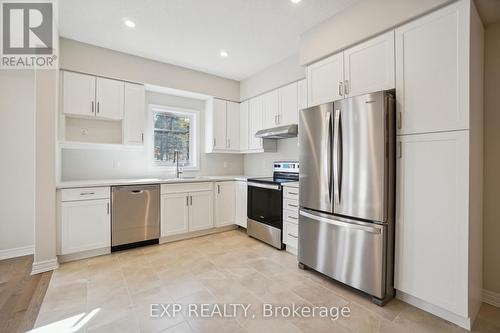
[148, 105, 199, 169]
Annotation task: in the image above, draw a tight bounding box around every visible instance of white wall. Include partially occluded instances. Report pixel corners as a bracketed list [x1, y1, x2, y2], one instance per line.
[240, 53, 305, 101]
[299, 0, 453, 65]
[483, 21, 500, 295]
[244, 138, 299, 176]
[60, 38, 240, 102]
[0, 71, 35, 258]
[61, 91, 244, 180]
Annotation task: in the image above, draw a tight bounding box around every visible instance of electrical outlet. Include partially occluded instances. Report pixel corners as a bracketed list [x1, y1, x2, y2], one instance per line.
[80, 128, 88, 136]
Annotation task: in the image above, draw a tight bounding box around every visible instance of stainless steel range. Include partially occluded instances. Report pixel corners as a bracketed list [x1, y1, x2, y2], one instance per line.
[247, 162, 299, 249]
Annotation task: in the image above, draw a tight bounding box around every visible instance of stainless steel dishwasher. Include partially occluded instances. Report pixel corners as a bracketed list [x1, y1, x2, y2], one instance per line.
[111, 184, 160, 251]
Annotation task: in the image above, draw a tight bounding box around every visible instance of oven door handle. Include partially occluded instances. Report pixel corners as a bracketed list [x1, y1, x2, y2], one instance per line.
[247, 182, 282, 190]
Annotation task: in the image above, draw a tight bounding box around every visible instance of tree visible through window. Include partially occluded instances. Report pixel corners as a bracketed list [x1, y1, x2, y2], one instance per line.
[153, 110, 193, 166]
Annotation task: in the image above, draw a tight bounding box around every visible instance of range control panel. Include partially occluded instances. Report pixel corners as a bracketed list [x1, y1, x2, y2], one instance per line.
[273, 162, 299, 173]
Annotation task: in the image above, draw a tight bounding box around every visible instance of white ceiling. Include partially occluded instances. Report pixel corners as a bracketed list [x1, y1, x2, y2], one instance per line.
[59, 0, 360, 81]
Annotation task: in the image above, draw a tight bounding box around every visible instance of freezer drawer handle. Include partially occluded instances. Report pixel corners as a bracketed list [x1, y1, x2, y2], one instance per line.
[299, 210, 382, 234]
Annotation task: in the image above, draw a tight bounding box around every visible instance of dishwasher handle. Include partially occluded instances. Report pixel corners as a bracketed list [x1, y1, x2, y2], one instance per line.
[112, 184, 159, 193]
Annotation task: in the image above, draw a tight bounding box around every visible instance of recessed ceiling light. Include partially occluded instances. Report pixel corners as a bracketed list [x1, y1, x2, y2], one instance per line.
[123, 18, 136, 28]
[291, 0, 301, 3]
[220, 50, 229, 58]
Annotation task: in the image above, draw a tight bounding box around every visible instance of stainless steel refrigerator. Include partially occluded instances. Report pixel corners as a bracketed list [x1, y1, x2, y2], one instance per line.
[298, 91, 395, 305]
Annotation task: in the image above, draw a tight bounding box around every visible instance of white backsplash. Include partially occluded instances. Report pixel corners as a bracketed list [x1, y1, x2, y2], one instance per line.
[243, 138, 299, 177]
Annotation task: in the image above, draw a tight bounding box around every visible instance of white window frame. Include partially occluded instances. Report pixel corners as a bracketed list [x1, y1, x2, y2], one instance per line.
[146, 104, 200, 171]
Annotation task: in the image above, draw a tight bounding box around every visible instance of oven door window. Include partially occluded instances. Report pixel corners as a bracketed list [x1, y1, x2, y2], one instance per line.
[247, 185, 282, 229]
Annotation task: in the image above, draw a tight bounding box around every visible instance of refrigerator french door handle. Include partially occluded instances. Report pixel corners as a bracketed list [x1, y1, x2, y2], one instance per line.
[327, 111, 333, 202]
[333, 109, 342, 204]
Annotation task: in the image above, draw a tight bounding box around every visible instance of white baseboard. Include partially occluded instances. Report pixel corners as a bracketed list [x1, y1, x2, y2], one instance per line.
[0, 245, 34, 260]
[396, 290, 471, 330]
[483, 289, 500, 308]
[31, 258, 59, 275]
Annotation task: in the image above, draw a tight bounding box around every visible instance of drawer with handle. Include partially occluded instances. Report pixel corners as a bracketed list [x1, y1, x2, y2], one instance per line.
[284, 187, 299, 200]
[284, 209, 299, 224]
[285, 222, 298, 248]
[60, 187, 110, 202]
[284, 198, 299, 211]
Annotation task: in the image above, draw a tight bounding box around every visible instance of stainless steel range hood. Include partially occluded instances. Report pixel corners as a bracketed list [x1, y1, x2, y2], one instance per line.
[255, 124, 298, 139]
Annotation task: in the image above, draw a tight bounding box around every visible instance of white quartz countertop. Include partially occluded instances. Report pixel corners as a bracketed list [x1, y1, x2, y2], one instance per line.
[57, 175, 251, 189]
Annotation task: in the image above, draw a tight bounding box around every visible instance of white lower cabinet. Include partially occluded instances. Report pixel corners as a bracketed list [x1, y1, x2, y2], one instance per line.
[160, 182, 215, 237]
[160, 193, 190, 237]
[395, 131, 469, 317]
[235, 181, 247, 228]
[283, 184, 300, 255]
[215, 181, 236, 227]
[189, 191, 214, 232]
[58, 188, 111, 255]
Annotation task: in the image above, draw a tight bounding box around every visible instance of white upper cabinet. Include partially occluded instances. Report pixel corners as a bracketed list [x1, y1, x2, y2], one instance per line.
[123, 83, 145, 145]
[95, 77, 124, 120]
[62, 71, 125, 121]
[239, 101, 249, 151]
[63, 71, 96, 118]
[395, 1, 468, 134]
[395, 131, 469, 316]
[226, 101, 240, 151]
[307, 52, 344, 107]
[298, 79, 308, 111]
[248, 96, 263, 150]
[212, 98, 228, 150]
[215, 181, 236, 227]
[278, 82, 298, 126]
[344, 31, 395, 97]
[307, 31, 396, 107]
[262, 89, 279, 129]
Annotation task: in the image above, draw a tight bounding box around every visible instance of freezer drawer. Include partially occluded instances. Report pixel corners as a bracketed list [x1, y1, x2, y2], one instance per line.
[298, 209, 386, 299]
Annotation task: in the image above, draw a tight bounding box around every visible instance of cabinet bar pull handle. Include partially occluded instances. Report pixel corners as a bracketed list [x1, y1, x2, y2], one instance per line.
[186, 196, 189, 206]
[141, 133, 144, 143]
[80, 192, 95, 196]
[288, 203, 298, 208]
[288, 191, 298, 195]
[398, 141, 403, 158]
[217, 185, 220, 194]
[91, 101, 94, 114]
[288, 233, 298, 239]
[288, 216, 298, 220]
[97, 102, 100, 114]
[107, 202, 110, 215]
[338, 82, 344, 96]
[397, 111, 402, 130]
[190, 196, 193, 206]
[213, 138, 216, 148]
[344, 80, 350, 95]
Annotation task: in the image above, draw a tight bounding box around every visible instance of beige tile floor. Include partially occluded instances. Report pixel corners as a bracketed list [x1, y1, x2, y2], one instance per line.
[33, 229, 500, 333]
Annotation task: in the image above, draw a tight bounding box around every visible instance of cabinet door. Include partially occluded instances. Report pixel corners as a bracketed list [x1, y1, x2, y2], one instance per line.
[239, 101, 249, 151]
[307, 52, 344, 107]
[235, 181, 248, 228]
[60, 199, 110, 254]
[123, 83, 145, 145]
[344, 31, 395, 97]
[215, 182, 235, 227]
[395, 1, 468, 134]
[95, 77, 124, 120]
[248, 96, 263, 150]
[298, 79, 308, 111]
[226, 101, 240, 151]
[395, 131, 468, 316]
[161, 193, 189, 237]
[62, 71, 96, 118]
[262, 90, 279, 129]
[279, 82, 298, 126]
[212, 99, 227, 150]
[189, 191, 214, 232]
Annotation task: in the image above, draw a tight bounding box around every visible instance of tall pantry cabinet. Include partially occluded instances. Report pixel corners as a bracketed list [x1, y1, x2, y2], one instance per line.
[394, 0, 484, 329]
